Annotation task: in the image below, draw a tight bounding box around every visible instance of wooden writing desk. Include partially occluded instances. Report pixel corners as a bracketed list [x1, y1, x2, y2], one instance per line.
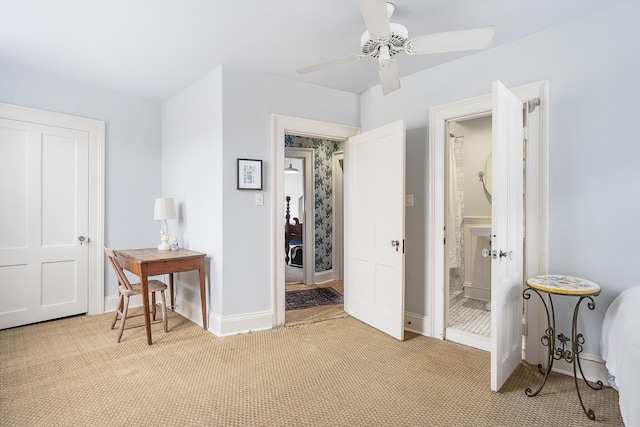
[117, 248, 206, 345]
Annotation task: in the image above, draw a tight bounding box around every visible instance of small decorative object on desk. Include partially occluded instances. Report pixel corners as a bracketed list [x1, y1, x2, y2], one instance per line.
[170, 237, 179, 251]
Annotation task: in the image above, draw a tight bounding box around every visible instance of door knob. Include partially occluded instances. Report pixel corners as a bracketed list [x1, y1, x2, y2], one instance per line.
[391, 240, 400, 251]
[499, 250, 513, 260]
[78, 236, 87, 245]
[482, 248, 496, 259]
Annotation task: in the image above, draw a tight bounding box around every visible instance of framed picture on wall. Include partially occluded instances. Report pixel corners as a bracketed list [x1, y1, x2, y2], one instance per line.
[237, 158, 263, 190]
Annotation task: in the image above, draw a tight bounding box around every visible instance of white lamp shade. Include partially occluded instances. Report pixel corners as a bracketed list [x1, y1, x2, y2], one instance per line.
[154, 198, 177, 220]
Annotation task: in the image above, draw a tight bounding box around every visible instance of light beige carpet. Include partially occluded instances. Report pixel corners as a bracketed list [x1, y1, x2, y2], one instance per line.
[0, 310, 623, 426]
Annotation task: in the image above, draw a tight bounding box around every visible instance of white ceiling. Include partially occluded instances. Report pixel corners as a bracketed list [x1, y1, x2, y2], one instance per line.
[0, 0, 629, 102]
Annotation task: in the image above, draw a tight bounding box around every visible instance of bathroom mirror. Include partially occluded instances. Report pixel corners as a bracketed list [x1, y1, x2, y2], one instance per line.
[484, 153, 492, 195]
[478, 153, 492, 203]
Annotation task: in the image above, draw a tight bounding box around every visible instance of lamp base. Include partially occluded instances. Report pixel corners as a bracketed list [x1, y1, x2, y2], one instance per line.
[158, 241, 171, 251]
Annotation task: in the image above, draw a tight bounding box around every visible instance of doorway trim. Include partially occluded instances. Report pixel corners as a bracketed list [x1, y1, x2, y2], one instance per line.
[332, 150, 344, 281]
[427, 81, 549, 365]
[271, 115, 359, 326]
[284, 147, 314, 285]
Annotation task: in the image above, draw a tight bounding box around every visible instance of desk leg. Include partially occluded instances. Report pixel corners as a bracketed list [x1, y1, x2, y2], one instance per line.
[523, 287, 556, 397]
[169, 273, 175, 311]
[571, 295, 603, 420]
[199, 261, 207, 329]
[140, 271, 152, 345]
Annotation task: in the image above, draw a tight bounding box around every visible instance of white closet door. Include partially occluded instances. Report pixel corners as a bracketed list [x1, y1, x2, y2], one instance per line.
[0, 118, 89, 329]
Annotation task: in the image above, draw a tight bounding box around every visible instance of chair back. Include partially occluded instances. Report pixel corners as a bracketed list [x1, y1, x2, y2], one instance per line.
[105, 247, 134, 291]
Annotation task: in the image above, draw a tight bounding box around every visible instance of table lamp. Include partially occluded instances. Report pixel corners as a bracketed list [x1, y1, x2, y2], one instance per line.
[154, 197, 176, 250]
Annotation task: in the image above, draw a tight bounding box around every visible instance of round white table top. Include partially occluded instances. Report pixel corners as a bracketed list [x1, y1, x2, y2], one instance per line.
[526, 275, 600, 296]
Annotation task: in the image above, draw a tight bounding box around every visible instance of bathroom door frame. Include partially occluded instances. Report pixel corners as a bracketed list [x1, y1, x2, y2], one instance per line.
[444, 121, 494, 352]
[428, 80, 549, 367]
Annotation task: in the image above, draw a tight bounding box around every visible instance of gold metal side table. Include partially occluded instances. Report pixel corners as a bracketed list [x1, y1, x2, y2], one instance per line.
[523, 275, 603, 420]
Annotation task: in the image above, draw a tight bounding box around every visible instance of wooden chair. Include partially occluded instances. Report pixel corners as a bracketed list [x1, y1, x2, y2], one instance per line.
[105, 248, 168, 343]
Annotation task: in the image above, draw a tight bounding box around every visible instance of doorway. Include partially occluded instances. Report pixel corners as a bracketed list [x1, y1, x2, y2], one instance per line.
[445, 115, 493, 351]
[272, 115, 359, 327]
[428, 81, 549, 368]
[274, 116, 407, 338]
[283, 136, 345, 324]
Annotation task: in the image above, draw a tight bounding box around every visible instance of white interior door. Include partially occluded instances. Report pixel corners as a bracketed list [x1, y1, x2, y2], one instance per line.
[0, 118, 89, 329]
[490, 81, 524, 391]
[345, 120, 405, 340]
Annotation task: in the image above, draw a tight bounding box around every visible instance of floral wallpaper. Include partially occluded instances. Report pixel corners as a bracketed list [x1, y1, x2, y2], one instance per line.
[285, 134, 343, 273]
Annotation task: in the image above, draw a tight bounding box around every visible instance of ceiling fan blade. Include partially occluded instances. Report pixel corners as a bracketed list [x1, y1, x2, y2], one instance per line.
[378, 59, 400, 95]
[358, 0, 391, 38]
[296, 54, 365, 74]
[407, 25, 495, 55]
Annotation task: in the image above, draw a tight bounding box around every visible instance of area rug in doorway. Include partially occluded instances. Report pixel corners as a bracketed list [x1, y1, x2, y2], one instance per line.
[285, 288, 344, 311]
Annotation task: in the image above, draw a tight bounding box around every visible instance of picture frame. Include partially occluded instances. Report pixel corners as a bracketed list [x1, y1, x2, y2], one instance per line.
[237, 158, 263, 190]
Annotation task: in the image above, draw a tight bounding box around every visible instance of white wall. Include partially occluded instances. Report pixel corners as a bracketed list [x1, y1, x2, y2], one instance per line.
[220, 67, 358, 322]
[455, 117, 492, 217]
[360, 0, 640, 356]
[161, 68, 224, 319]
[0, 63, 162, 297]
[162, 66, 359, 333]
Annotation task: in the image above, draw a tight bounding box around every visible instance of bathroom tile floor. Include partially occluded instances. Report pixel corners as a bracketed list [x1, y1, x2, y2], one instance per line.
[449, 297, 491, 337]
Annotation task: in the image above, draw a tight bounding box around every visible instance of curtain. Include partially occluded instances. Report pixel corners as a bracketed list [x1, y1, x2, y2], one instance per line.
[447, 137, 462, 268]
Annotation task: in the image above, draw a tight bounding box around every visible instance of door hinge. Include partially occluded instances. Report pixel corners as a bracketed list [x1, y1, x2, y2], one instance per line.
[522, 321, 528, 337]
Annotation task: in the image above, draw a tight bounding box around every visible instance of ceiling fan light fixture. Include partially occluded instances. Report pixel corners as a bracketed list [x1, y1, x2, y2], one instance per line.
[360, 23, 408, 56]
[297, 1, 494, 97]
[378, 45, 391, 62]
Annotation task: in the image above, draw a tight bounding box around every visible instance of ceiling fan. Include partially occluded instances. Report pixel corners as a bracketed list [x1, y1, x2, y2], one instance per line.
[296, 0, 495, 95]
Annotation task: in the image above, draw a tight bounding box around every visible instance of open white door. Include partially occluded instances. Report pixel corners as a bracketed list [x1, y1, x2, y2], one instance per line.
[345, 120, 405, 340]
[490, 81, 524, 391]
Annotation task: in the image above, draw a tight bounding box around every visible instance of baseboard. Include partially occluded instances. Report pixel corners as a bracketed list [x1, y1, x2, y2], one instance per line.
[216, 311, 273, 337]
[173, 296, 273, 336]
[405, 311, 431, 336]
[105, 294, 273, 337]
[104, 294, 143, 312]
[104, 293, 203, 327]
[463, 283, 490, 302]
[314, 270, 334, 284]
[446, 328, 491, 352]
[548, 353, 609, 385]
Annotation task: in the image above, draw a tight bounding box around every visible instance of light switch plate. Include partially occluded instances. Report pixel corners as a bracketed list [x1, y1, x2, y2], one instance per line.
[255, 193, 264, 206]
[405, 194, 414, 207]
